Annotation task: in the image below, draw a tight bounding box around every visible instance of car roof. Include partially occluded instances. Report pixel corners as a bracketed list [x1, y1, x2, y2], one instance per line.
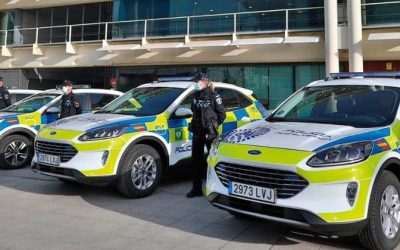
[8, 89, 41, 94]
[41, 89, 123, 95]
[138, 81, 253, 95]
[308, 78, 400, 88]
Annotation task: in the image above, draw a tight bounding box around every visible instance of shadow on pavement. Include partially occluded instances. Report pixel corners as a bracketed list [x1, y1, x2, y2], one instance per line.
[0, 167, 363, 249]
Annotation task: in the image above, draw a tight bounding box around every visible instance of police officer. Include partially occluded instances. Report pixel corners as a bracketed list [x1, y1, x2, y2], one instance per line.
[0, 78, 11, 110]
[187, 72, 226, 198]
[60, 80, 82, 119]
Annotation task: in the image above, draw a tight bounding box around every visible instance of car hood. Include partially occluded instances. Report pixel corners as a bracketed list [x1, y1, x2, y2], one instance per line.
[46, 113, 157, 132]
[222, 120, 391, 152]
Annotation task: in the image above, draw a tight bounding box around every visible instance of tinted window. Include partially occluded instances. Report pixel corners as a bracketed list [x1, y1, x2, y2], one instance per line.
[98, 87, 184, 116]
[236, 91, 252, 108]
[177, 93, 194, 110]
[217, 88, 240, 111]
[15, 94, 31, 102]
[4, 93, 59, 113]
[91, 94, 118, 111]
[270, 85, 400, 128]
[75, 94, 86, 111]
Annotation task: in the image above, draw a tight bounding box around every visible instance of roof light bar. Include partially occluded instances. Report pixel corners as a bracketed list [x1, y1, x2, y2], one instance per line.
[55, 84, 91, 90]
[330, 72, 400, 79]
[157, 76, 194, 82]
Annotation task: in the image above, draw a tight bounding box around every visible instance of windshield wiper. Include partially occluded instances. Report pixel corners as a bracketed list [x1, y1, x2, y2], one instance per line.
[268, 117, 287, 122]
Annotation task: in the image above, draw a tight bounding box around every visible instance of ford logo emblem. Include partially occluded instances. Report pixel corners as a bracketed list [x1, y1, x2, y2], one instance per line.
[248, 150, 261, 155]
[50, 131, 57, 135]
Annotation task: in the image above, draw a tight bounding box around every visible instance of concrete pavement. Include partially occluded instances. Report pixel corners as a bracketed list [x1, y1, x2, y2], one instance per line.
[0, 168, 371, 250]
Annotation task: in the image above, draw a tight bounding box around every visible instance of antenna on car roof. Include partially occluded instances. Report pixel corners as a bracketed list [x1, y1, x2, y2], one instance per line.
[330, 72, 400, 80]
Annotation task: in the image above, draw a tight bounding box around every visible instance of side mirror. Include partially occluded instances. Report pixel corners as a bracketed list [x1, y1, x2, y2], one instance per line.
[174, 107, 193, 118]
[46, 107, 60, 114]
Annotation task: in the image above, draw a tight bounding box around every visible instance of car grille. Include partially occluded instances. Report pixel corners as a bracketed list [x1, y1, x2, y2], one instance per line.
[35, 141, 78, 163]
[215, 162, 309, 199]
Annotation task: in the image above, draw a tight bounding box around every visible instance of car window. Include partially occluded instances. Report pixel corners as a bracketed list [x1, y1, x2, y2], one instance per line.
[269, 85, 400, 128]
[236, 91, 253, 108]
[177, 93, 194, 110]
[97, 87, 184, 117]
[16, 94, 31, 102]
[217, 88, 240, 111]
[74, 94, 86, 112]
[91, 94, 118, 111]
[4, 93, 59, 113]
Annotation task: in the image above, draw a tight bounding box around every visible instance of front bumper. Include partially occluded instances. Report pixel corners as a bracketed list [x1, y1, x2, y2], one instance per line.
[32, 128, 130, 178]
[31, 163, 117, 185]
[207, 193, 367, 236]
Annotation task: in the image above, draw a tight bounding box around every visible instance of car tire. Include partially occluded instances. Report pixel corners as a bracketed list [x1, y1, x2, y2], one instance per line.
[0, 134, 33, 170]
[117, 144, 162, 198]
[358, 170, 400, 250]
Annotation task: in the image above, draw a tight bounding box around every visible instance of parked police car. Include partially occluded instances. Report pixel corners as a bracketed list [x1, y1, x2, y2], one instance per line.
[32, 81, 268, 198]
[206, 72, 400, 250]
[0, 88, 122, 169]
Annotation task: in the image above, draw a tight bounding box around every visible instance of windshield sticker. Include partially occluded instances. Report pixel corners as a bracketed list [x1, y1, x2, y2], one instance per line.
[223, 127, 271, 143]
[277, 130, 332, 140]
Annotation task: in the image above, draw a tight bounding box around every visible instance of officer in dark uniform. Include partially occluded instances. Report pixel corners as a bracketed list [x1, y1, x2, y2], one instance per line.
[0, 77, 11, 110]
[187, 72, 226, 198]
[60, 80, 82, 119]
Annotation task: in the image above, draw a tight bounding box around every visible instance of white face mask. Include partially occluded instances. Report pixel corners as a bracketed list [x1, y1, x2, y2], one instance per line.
[194, 83, 202, 91]
[62, 86, 69, 94]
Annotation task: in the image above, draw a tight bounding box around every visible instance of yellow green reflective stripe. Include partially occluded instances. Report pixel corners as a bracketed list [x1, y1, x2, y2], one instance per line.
[217, 143, 312, 166]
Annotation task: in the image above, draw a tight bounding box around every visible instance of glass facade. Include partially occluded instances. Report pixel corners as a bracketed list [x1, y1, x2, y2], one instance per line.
[112, 0, 325, 39]
[116, 63, 326, 109]
[0, 2, 112, 46]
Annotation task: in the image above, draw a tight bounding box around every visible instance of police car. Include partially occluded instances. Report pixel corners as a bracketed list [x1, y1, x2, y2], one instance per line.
[32, 81, 268, 198]
[8, 89, 41, 104]
[0, 88, 122, 169]
[206, 72, 400, 250]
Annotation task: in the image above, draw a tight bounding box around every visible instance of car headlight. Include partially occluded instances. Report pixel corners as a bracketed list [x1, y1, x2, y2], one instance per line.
[209, 136, 222, 157]
[307, 141, 373, 167]
[78, 126, 129, 141]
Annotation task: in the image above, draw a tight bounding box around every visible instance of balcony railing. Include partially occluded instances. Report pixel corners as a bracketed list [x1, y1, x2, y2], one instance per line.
[0, 1, 398, 48]
[0, 6, 325, 47]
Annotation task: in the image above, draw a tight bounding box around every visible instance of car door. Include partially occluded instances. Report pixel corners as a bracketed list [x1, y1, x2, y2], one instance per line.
[168, 92, 194, 165]
[216, 88, 248, 135]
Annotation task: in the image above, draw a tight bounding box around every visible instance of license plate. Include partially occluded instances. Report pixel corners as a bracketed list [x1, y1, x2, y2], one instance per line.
[38, 153, 60, 166]
[229, 182, 276, 203]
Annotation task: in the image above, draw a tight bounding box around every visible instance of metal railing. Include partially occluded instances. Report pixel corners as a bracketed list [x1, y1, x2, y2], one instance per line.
[0, 6, 325, 47]
[361, 1, 400, 28]
[0, 1, 398, 48]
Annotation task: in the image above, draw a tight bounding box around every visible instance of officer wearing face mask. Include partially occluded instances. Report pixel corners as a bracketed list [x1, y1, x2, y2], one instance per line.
[187, 72, 226, 198]
[0, 77, 11, 110]
[60, 80, 81, 119]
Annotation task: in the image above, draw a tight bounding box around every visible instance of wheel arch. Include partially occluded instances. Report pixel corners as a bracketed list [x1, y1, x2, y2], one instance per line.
[0, 127, 36, 143]
[116, 135, 170, 175]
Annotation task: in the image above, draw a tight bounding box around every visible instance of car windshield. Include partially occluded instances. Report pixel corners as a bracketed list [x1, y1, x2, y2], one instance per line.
[4, 93, 59, 113]
[97, 87, 184, 116]
[268, 85, 400, 128]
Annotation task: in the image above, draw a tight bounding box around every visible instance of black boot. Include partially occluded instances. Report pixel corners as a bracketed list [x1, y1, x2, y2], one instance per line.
[186, 183, 203, 198]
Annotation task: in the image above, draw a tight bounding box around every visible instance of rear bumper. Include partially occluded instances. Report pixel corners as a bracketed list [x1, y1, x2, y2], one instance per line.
[207, 193, 367, 236]
[31, 163, 116, 185]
